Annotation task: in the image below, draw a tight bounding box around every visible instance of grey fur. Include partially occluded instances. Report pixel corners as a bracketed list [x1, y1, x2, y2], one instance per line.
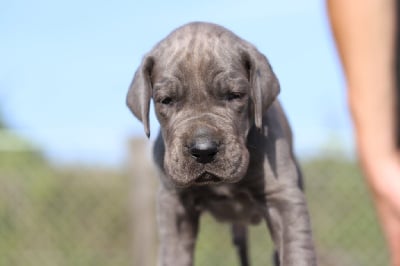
[127, 22, 317, 266]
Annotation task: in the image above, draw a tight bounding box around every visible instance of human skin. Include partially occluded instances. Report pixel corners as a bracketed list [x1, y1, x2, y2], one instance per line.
[327, 0, 400, 265]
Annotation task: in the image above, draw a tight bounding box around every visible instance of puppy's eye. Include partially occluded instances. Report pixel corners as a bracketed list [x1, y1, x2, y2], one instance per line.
[226, 92, 244, 101]
[160, 97, 173, 105]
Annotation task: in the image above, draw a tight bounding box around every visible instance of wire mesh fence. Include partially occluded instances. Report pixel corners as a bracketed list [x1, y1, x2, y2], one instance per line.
[0, 137, 389, 266]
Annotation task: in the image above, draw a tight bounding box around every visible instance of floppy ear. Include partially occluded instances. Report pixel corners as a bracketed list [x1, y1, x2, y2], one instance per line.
[242, 47, 280, 131]
[126, 55, 154, 138]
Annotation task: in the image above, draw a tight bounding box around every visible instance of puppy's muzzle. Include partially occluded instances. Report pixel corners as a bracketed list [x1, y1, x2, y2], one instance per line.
[186, 127, 223, 184]
[189, 137, 219, 164]
[187, 127, 221, 163]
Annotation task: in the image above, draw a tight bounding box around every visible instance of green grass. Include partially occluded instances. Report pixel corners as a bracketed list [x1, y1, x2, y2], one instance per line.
[303, 157, 388, 266]
[0, 151, 132, 266]
[0, 147, 389, 266]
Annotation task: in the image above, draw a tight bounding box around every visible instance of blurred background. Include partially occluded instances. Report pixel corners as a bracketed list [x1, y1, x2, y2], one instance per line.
[0, 0, 389, 265]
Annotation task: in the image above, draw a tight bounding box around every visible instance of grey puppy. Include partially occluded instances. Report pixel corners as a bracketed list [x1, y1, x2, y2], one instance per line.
[127, 22, 317, 266]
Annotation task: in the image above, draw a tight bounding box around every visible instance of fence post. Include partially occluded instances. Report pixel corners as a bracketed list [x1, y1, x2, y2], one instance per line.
[129, 138, 158, 266]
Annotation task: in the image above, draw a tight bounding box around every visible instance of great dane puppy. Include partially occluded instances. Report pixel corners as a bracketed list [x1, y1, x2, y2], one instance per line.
[127, 22, 317, 266]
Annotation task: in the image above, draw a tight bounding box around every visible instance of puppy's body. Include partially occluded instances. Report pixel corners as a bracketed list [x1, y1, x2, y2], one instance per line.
[128, 22, 316, 266]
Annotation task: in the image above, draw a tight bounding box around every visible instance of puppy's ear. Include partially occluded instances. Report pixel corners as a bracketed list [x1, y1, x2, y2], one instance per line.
[126, 55, 154, 138]
[242, 47, 280, 131]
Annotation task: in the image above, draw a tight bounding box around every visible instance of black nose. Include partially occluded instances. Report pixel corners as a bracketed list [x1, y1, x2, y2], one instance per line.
[189, 137, 219, 164]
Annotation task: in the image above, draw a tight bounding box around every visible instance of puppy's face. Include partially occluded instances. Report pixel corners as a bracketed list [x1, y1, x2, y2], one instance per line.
[152, 49, 252, 187]
[127, 23, 280, 187]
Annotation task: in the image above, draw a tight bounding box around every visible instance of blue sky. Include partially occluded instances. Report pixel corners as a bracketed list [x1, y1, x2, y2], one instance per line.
[0, 0, 352, 165]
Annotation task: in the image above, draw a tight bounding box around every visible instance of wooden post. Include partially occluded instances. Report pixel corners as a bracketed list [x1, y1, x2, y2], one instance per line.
[129, 138, 158, 266]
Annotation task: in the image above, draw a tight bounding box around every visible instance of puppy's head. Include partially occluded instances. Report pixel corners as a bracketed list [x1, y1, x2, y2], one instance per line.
[127, 22, 280, 187]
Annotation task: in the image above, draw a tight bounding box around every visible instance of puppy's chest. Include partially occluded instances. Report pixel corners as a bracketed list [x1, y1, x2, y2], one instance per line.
[190, 185, 264, 224]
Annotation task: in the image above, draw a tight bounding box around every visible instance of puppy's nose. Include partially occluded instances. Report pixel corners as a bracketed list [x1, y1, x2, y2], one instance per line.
[189, 139, 219, 163]
[189, 136, 219, 164]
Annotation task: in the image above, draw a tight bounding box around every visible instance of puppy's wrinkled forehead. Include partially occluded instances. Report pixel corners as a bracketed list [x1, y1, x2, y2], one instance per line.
[150, 23, 246, 82]
[127, 22, 280, 136]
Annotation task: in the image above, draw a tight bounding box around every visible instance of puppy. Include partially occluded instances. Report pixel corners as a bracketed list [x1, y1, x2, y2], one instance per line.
[127, 22, 316, 266]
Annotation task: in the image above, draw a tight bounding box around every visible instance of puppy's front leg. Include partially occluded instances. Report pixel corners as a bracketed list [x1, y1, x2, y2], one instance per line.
[262, 136, 316, 266]
[265, 184, 316, 266]
[157, 186, 199, 266]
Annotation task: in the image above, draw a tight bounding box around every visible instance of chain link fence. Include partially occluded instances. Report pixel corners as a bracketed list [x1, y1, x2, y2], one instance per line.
[0, 137, 389, 266]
